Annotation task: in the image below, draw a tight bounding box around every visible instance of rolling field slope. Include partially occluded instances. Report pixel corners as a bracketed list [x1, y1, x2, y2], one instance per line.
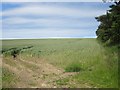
[1, 38, 118, 88]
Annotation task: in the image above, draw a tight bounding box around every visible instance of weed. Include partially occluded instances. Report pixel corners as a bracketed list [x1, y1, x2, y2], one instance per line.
[65, 63, 82, 72]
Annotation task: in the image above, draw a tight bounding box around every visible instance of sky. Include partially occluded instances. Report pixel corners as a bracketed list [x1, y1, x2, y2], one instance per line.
[1, 2, 112, 39]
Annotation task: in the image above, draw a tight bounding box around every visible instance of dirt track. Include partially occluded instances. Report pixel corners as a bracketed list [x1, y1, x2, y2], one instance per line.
[3, 57, 79, 88]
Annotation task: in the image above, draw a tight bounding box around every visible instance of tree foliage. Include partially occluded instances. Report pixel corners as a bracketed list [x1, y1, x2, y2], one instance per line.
[95, 1, 120, 46]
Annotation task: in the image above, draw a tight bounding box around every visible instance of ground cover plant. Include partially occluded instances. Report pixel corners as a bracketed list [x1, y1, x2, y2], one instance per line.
[1, 38, 118, 88]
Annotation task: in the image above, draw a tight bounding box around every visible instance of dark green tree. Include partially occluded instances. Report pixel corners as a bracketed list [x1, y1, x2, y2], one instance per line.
[95, 1, 120, 45]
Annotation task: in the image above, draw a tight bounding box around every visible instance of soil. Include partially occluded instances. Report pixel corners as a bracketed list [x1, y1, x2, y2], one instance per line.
[3, 57, 79, 88]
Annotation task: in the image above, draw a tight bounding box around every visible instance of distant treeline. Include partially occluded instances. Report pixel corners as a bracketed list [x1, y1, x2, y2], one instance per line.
[95, 1, 120, 46]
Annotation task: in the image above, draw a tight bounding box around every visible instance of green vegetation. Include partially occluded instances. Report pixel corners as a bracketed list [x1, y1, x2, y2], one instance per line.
[95, 1, 120, 46]
[2, 38, 118, 88]
[1, 46, 33, 58]
[2, 68, 18, 88]
[65, 63, 82, 72]
[95, 2, 119, 88]
[1, 1, 119, 88]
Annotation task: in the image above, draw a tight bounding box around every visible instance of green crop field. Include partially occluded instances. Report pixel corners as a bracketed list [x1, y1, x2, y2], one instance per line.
[1, 38, 118, 88]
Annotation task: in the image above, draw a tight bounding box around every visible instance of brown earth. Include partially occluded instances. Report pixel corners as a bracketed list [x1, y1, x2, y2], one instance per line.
[2, 56, 80, 88]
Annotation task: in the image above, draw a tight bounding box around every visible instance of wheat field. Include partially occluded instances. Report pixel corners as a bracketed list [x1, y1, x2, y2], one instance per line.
[1, 38, 118, 88]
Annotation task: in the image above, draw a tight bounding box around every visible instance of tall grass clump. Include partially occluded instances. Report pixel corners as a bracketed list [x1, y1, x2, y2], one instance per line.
[65, 63, 82, 72]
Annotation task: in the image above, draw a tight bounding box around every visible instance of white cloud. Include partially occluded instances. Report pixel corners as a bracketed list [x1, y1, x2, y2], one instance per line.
[0, 19, 2, 39]
[2, 3, 107, 39]
[3, 17, 98, 28]
[3, 17, 32, 24]
[2, 4, 106, 18]
[2, 0, 102, 2]
[0, 12, 2, 17]
[3, 28, 95, 39]
[3, 17, 63, 25]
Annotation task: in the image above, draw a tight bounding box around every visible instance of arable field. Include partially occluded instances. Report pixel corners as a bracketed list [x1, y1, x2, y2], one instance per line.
[1, 38, 118, 88]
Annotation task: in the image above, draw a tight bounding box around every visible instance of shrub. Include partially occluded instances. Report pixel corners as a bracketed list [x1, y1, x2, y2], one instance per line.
[65, 63, 82, 72]
[11, 48, 21, 59]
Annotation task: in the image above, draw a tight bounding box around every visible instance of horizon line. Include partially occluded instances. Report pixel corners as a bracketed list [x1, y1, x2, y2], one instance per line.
[1, 37, 97, 40]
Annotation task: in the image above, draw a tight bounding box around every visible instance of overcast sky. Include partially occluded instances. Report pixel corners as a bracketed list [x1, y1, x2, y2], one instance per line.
[1, 2, 112, 39]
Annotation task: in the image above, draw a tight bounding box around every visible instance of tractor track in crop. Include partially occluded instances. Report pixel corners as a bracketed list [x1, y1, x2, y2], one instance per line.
[3, 57, 79, 88]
